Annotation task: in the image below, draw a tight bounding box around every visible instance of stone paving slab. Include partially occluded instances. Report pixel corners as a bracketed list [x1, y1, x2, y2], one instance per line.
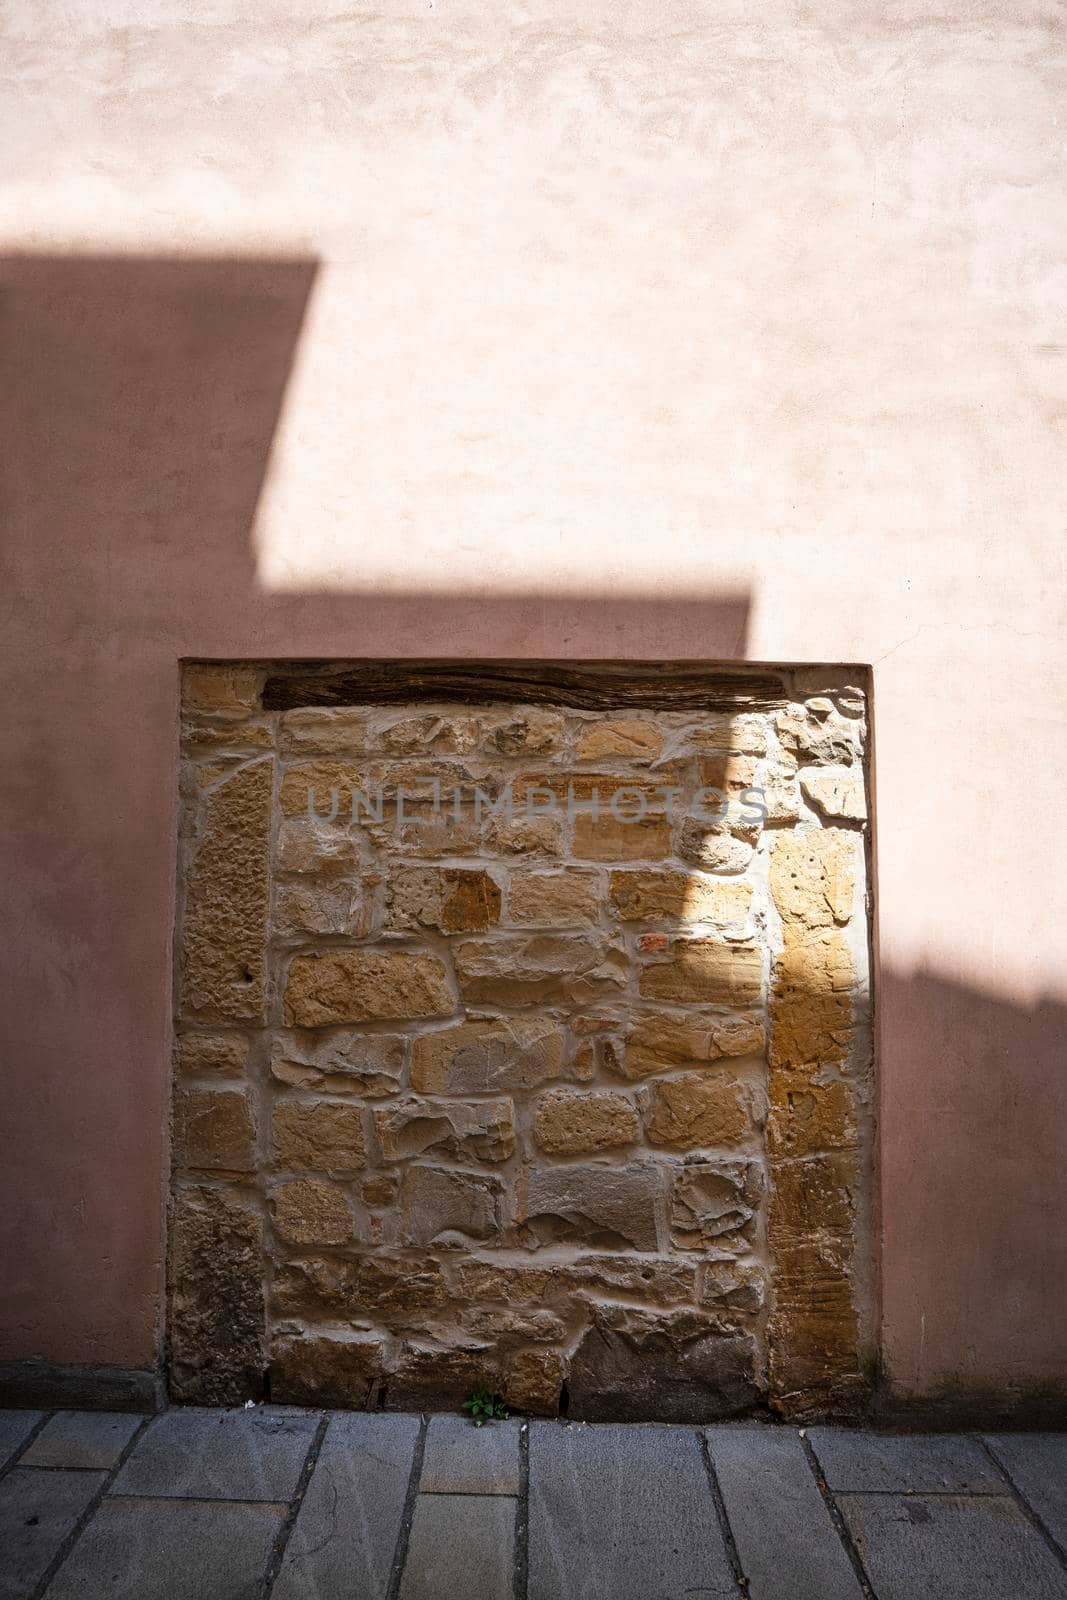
[0, 1413, 42, 1472]
[110, 1405, 318, 1501]
[400, 1493, 516, 1600]
[839, 1492, 1067, 1600]
[42, 1496, 284, 1600]
[528, 1421, 736, 1600]
[21, 1410, 142, 1470]
[273, 1412, 420, 1600]
[807, 1428, 1003, 1493]
[986, 1434, 1067, 1554]
[707, 1424, 864, 1600]
[421, 1415, 521, 1495]
[0, 1467, 105, 1600]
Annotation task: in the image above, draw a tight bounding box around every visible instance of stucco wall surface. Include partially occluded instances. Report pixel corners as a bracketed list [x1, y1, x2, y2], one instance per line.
[1, 1, 1065, 1407]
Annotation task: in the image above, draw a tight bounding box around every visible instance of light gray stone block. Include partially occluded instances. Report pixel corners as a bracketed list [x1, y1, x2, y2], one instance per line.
[707, 1425, 864, 1600]
[44, 1497, 283, 1600]
[839, 1493, 1067, 1600]
[400, 1494, 515, 1600]
[807, 1429, 1001, 1493]
[985, 1434, 1067, 1552]
[273, 1412, 420, 1600]
[110, 1406, 317, 1501]
[420, 1416, 521, 1495]
[0, 1467, 104, 1600]
[22, 1411, 142, 1470]
[0, 1412, 42, 1471]
[528, 1421, 735, 1600]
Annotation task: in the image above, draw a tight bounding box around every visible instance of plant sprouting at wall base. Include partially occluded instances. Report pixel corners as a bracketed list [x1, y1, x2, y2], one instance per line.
[462, 1389, 510, 1426]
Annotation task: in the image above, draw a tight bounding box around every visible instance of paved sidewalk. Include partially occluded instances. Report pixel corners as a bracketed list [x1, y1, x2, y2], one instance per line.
[1, 1407, 1065, 1599]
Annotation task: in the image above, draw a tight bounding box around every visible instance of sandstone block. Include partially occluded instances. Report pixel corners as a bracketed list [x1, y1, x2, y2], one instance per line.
[411, 1018, 562, 1094]
[778, 704, 863, 766]
[174, 1089, 254, 1172]
[270, 1031, 405, 1098]
[177, 1033, 249, 1079]
[455, 1262, 554, 1304]
[618, 1009, 768, 1081]
[374, 1096, 515, 1164]
[522, 1163, 660, 1251]
[770, 927, 853, 1069]
[464, 1307, 568, 1345]
[533, 1089, 639, 1156]
[386, 866, 501, 933]
[399, 1165, 505, 1246]
[697, 753, 759, 795]
[770, 830, 855, 929]
[280, 708, 369, 755]
[384, 1344, 496, 1411]
[669, 1159, 763, 1248]
[770, 1152, 857, 1243]
[505, 1350, 564, 1415]
[181, 760, 272, 1022]
[284, 949, 454, 1026]
[699, 1260, 766, 1314]
[609, 870, 751, 925]
[272, 1101, 365, 1172]
[767, 1233, 861, 1415]
[275, 820, 359, 878]
[676, 820, 754, 873]
[279, 761, 368, 819]
[169, 1185, 264, 1404]
[270, 1334, 382, 1407]
[182, 718, 274, 753]
[561, 1255, 697, 1306]
[686, 714, 768, 757]
[181, 665, 259, 719]
[485, 710, 565, 756]
[644, 1074, 757, 1151]
[274, 882, 362, 938]
[768, 1072, 857, 1156]
[270, 1178, 354, 1246]
[362, 1174, 400, 1208]
[638, 939, 763, 1006]
[800, 771, 867, 822]
[273, 1254, 449, 1323]
[453, 934, 626, 1008]
[482, 811, 565, 856]
[507, 869, 601, 927]
[572, 811, 672, 861]
[576, 720, 663, 761]
[568, 1305, 758, 1422]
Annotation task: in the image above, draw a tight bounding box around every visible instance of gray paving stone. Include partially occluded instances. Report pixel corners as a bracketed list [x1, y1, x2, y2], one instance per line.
[986, 1434, 1067, 1553]
[273, 1412, 421, 1600]
[22, 1411, 142, 1470]
[707, 1425, 864, 1600]
[839, 1492, 1067, 1600]
[0, 1413, 43, 1471]
[807, 1428, 1002, 1493]
[528, 1421, 735, 1600]
[43, 1496, 283, 1600]
[0, 1467, 104, 1600]
[400, 1494, 515, 1600]
[421, 1415, 521, 1495]
[111, 1406, 318, 1501]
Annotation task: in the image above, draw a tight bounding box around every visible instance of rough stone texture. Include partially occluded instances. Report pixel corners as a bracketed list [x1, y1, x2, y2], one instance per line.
[410, 1018, 563, 1094]
[644, 1073, 758, 1150]
[181, 760, 272, 1022]
[174, 673, 872, 1418]
[568, 1306, 759, 1421]
[508, 869, 601, 926]
[284, 949, 455, 1025]
[173, 1088, 255, 1172]
[169, 1185, 264, 1404]
[270, 1179, 354, 1247]
[399, 1164, 505, 1246]
[534, 1088, 639, 1155]
[272, 1101, 366, 1172]
[639, 939, 763, 1005]
[374, 1096, 515, 1164]
[523, 1163, 660, 1251]
[270, 1333, 381, 1407]
[670, 1159, 764, 1248]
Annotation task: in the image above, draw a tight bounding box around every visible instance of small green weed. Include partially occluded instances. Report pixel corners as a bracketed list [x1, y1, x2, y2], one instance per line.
[462, 1388, 510, 1426]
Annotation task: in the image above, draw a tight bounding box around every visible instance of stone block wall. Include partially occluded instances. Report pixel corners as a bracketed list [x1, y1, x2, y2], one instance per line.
[170, 662, 873, 1421]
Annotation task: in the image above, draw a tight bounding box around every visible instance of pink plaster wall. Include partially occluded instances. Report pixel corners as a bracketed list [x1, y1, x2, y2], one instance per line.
[2, 3, 1065, 1406]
